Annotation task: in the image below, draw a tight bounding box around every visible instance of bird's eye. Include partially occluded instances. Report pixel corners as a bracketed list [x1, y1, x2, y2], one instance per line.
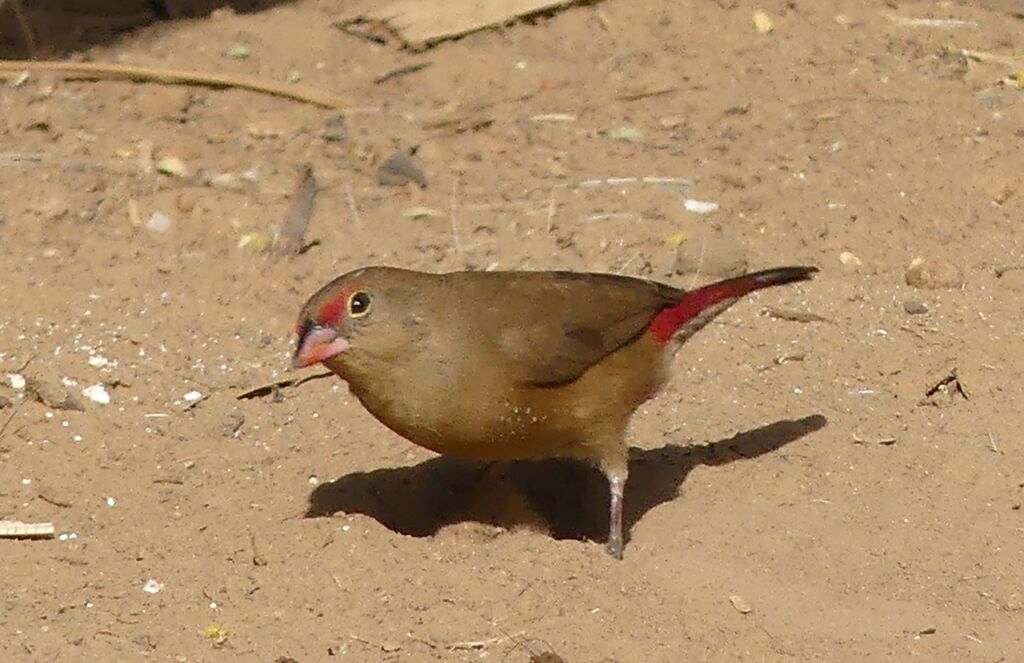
[347, 291, 371, 318]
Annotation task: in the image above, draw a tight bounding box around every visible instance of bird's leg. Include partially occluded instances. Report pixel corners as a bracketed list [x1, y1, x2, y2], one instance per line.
[604, 468, 626, 560]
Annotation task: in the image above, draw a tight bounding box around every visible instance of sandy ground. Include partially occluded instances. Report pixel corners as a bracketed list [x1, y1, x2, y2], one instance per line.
[2, 0, 1023, 660]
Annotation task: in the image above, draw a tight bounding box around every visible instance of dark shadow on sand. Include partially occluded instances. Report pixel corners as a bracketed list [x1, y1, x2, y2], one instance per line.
[1, 1, 296, 57]
[306, 414, 828, 546]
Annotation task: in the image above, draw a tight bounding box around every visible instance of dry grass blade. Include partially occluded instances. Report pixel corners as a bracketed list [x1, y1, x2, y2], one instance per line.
[762, 306, 830, 323]
[236, 371, 333, 400]
[0, 60, 350, 109]
[374, 62, 432, 84]
[275, 164, 317, 256]
[0, 520, 55, 539]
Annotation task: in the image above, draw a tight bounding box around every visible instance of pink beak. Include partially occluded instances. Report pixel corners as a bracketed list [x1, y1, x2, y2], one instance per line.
[293, 326, 351, 369]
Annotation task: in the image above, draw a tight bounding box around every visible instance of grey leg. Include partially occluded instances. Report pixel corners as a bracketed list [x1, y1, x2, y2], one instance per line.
[605, 470, 626, 559]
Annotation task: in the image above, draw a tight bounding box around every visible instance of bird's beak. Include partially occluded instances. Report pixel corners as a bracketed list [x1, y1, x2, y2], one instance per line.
[293, 325, 351, 369]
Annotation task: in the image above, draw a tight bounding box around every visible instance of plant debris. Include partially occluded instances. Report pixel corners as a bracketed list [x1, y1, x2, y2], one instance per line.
[402, 206, 444, 219]
[0, 520, 55, 539]
[274, 163, 317, 256]
[921, 368, 969, 405]
[378, 146, 428, 188]
[729, 594, 753, 614]
[852, 433, 898, 446]
[201, 624, 229, 647]
[763, 307, 829, 324]
[334, 0, 597, 51]
[236, 371, 334, 400]
[374, 62, 432, 84]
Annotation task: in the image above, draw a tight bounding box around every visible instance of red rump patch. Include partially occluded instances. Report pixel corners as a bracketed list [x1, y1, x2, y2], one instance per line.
[648, 282, 746, 343]
[647, 267, 816, 343]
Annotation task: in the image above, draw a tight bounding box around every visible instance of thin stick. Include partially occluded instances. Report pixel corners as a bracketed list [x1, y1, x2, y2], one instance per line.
[450, 177, 464, 254]
[344, 180, 361, 227]
[686, 234, 708, 290]
[0, 60, 350, 109]
[0, 407, 17, 441]
[0, 520, 55, 539]
[545, 185, 559, 232]
[373, 62, 431, 85]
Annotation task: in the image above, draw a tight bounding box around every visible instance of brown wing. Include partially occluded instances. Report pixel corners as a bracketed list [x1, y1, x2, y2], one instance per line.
[455, 271, 681, 386]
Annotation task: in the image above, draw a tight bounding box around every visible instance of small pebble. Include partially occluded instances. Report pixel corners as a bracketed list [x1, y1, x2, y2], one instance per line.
[905, 258, 964, 290]
[156, 156, 188, 178]
[839, 251, 862, 267]
[903, 300, 929, 315]
[683, 199, 719, 215]
[226, 44, 251, 59]
[378, 148, 427, 188]
[752, 10, 774, 34]
[82, 384, 111, 405]
[146, 211, 172, 234]
[142, 579, 164, 594]
[7, 373, 26, 390]
[183, 390, 203, 402]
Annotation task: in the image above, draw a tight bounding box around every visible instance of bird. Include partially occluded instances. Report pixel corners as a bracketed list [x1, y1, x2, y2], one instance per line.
[294, 265, 817, 558]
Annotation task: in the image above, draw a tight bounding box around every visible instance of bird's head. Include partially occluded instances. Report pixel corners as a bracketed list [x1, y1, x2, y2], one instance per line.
[292, 266, 425, 369]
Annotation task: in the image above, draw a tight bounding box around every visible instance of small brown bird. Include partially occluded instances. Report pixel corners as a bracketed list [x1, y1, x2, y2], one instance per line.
[294, 265, 816, 558]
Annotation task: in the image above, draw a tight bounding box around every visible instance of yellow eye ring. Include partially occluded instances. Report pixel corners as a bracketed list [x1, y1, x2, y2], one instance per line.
[347, 290, 371, 317]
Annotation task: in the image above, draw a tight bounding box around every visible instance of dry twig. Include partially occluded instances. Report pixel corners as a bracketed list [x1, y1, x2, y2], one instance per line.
[0, 520, 55, 539]
[0, 60, 349, 109]
[236, 371, 333, 400]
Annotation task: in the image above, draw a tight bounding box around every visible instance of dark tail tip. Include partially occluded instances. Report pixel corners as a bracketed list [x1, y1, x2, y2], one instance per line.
[750, 266, 818, 287]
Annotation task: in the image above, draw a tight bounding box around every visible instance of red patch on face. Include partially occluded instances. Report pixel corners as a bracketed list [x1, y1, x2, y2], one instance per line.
[316, 284, 358, 328]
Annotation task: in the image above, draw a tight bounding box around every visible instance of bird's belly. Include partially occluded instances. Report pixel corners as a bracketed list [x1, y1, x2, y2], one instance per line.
[341, 334, 670, 463]
[363, 388, 580, 461]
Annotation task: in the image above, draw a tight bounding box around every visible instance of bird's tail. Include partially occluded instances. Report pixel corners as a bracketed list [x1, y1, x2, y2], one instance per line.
[649, 266, 818, 344]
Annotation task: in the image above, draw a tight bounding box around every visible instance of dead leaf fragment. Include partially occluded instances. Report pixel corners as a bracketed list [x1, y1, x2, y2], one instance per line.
[238, 232, 271, 253]
[607, 126, 643, 143]
[156, 156, 188, 177]
[274, 163, 317, 256]
[201, 624, 229, 647]
[402, 206, 443, 219]
[378, 147, 428, 188]
[920, 367, 969, 406]
[729, 594, 753, 614]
